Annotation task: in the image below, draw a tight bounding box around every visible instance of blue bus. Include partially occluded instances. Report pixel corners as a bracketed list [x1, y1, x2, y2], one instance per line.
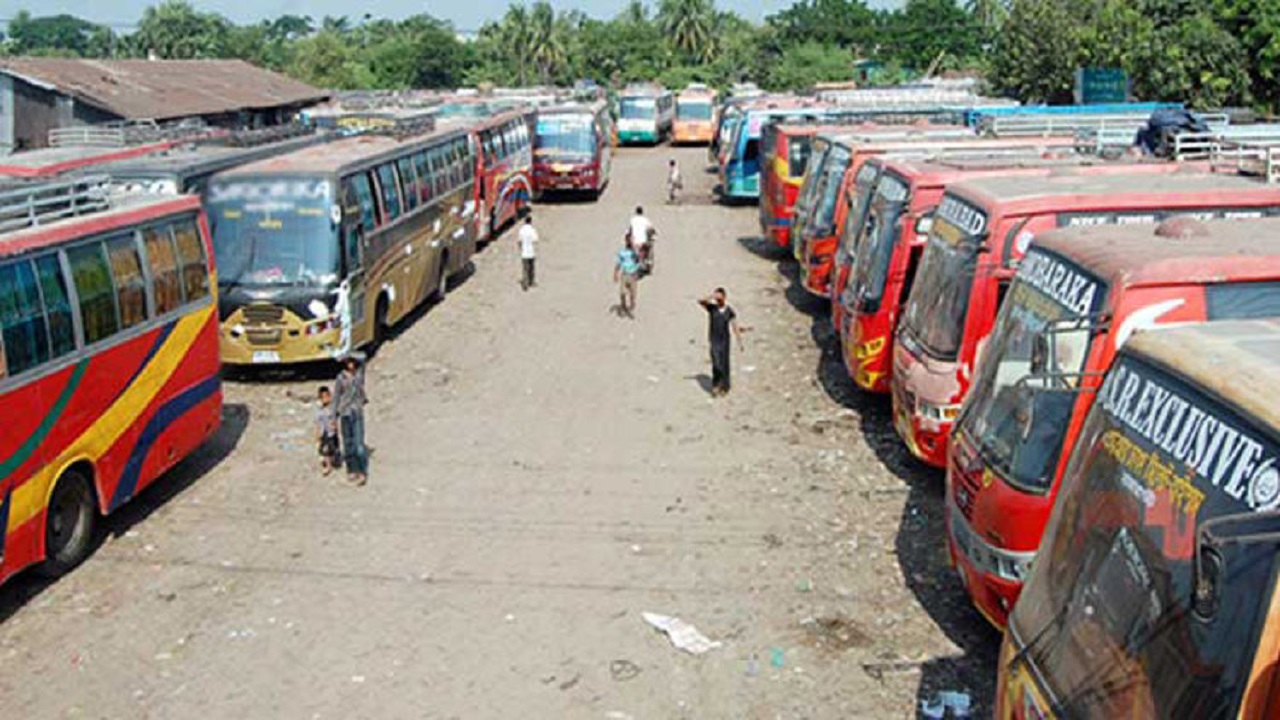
[719, 104, 839, 201]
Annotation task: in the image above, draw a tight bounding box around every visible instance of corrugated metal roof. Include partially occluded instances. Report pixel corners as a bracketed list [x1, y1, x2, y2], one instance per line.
[0, 58, 328, 121]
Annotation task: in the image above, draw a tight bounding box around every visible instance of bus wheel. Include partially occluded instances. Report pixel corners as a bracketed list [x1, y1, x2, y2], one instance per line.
[38, 468, 97, 577]
[374, 296, 390, 347]
[430, 255, 449, 303]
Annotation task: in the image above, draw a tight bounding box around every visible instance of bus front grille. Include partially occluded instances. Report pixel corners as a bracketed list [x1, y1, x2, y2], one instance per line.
[242, 304, 285, 325]
[246, 328, 282, 346]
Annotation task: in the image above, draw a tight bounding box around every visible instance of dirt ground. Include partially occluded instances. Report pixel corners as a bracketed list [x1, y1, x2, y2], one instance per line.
[0, 146, 998, 718]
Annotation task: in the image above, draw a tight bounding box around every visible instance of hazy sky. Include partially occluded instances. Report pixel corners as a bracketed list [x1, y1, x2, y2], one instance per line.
[0, 0, 902, 33]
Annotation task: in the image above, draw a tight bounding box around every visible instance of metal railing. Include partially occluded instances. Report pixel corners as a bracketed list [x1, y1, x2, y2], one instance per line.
[1208, 139, 1280, 183]
[48, 126, 127, 148]
[0, 174, 111, 233]
[48, 119, 218, 149]
[1174, 124, 1280, 161]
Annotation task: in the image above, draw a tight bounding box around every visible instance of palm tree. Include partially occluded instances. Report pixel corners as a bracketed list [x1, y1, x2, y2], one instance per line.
[658, 0, 717, 64]
[966, 0, 1008, 34]
[498, 5, 534, 85]
[528, 2, 567, 84]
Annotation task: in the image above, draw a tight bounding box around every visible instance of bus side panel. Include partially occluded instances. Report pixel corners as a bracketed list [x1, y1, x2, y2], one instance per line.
[0, 375, 61, 583]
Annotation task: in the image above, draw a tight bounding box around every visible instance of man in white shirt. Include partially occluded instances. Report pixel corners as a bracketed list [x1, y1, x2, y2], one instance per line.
[627, 206, 655, 272]
[518, 216, 539, 290]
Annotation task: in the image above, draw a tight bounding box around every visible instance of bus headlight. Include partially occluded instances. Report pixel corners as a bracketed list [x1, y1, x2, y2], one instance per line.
[917, 400, 962, 422]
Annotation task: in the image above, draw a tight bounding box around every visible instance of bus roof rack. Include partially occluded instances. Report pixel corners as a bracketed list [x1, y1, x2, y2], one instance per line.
[1176, 124, 1280, 161]
[1209, 138, 1280, 183]
[0, 174, 111, 234]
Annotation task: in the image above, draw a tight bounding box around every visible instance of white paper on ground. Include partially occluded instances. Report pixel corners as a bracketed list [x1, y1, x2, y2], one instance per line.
[642, 612, 722, 654]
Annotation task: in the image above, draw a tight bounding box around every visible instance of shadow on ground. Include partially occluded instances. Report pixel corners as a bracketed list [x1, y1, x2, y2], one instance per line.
[765, 254, 1000, 718]
[0, 402, 250, 623]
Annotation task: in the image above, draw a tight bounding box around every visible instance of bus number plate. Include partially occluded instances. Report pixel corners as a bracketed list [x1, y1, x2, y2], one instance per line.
[252, 351, 281, 364]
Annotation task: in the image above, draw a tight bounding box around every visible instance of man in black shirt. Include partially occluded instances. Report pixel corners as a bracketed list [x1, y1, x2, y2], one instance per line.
[698, 288, 747, 396]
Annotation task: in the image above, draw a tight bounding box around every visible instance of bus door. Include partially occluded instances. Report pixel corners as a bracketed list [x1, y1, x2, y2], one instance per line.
[340, 183, 368, 350]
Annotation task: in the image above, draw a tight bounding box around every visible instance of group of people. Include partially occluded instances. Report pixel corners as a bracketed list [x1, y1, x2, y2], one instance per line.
[316, 354, 369, 485]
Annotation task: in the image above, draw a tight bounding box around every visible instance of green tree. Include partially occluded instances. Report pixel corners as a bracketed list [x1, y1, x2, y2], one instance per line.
[1211, 0, 1280, 109]
[766, 41, 852, 90]
[658, 0, 717, 63]
[988, 0, 1080, 103]
[880, 0, 982, 72]
[767, 0, 877, 51]
[6, 12, 105, 56]
[133, 0, 231, 59]
[1130, 13, 1251, 108]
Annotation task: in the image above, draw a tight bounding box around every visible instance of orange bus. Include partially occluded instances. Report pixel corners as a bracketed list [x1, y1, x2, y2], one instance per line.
[948, 218, 1280, 629]
[672, 85, 719, 145]
[893, 172, 1280, 469]
[835, 154, 1181, 394]
[0, 176, 221, 585]
[998, 317, 1280, 719]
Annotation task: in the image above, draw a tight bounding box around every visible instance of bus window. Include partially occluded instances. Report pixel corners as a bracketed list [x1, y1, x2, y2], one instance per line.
[347, 173, 379, 232]
[397, 157, 419, 211]
[413, 152, 432, 204]
[143, 226, 182, 315]
[1206, 280, 1280, 319]
[430, 149, 447, 196]
[67, 242, 120, 344]
[0, 259, 50, 375]
[106, 234, 149, 329]
[33, 254, 75, 358]
[172, 220, 209, 302]
[376, 165, 402, 222]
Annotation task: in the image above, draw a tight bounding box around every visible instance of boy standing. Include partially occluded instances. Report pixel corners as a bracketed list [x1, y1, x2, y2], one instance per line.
[518, 216, 539, 290]
[316, 386, 340, 475]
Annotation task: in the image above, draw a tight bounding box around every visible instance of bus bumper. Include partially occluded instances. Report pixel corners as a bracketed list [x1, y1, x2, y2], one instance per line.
[618, 130, 658, 144]
[946, 495, 1034, 630]
[220, 308, 344, 366]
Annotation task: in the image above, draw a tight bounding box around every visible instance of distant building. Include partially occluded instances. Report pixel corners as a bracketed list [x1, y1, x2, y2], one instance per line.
[0, 57, 329, 153]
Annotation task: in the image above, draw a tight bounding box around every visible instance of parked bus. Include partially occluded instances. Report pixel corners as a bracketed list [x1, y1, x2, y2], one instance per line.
[791, 131, 1068, 298]
[470, 109, 535, 241]
[616, 86, 674, 145]
[948, 218, 1280, 629]
[719, 103, 833, 201]
[672, 85, 719, 145]
[711, 101, 746, 167]
[212, 127, 478, 366]
[0, 140, 189, 180]
[98, 129, 331, 197]
[0, 176, 221, 585]
[997, 317, 1280, 719]
[892, 171, 1280, 468]
[532, 101, 613, 200]
[836, 154, 1181, 394]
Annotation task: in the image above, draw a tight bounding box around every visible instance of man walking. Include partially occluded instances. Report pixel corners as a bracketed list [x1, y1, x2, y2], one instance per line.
[628, 206, 655, 274]
[697, 288, 747, 397]
[518, 215, 539, 290]
[614, 235, 642, 318]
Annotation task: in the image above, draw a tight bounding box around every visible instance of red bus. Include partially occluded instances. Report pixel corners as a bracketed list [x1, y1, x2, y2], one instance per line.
[836, 154, 1183, 394]
[471, 109, 534, 241]
[998, 318, 1280, 719]
[0, 176, 221, 585]
[532, 101, 613, 200]
[948, 218, 1280, 628]
[892, 171, 1280, 469]
[793, 133, 1076, 299]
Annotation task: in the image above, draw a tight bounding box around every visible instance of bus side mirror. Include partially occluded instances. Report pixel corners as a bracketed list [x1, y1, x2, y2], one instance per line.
[914, 215, 933, 235]
[1195, 512, 1280, 621]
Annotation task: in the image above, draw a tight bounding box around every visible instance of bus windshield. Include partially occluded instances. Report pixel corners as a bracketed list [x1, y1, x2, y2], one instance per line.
[535, 116, 596, 162]
[850, 173, 910, 310]
[677, 100, 713, 120]
[794, 142, 831, 214]
[835, 165, 880, 268]
[1011, 355, 1280, 717]
[620, 98, 656, 120]
[808, 147, 853, 236]
[899, 196, 988, 360]
[788, 136, 812, 179]
[208, 176, 338, 288]
[960, 250, 1105, 490]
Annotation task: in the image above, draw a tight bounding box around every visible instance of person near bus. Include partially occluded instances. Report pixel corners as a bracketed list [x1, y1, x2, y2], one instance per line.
[518, 215, 539, 291]
[628, 206, 655, 273]
[666, 159, 683, 204]
[697, 288, 749, 397]
[614, 235, 642, 318]
[334, 353, 369, 486]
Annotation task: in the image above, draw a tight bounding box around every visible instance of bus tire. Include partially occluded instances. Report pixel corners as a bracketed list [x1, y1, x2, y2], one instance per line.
[37, 467, 97, 578]
[430, 254, 449, 303]
[374, 296, 390, 347]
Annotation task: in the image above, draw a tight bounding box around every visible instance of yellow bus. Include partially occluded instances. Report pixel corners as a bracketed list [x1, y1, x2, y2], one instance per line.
[673, 84, 719, 145]
[210, 127, 478, 365]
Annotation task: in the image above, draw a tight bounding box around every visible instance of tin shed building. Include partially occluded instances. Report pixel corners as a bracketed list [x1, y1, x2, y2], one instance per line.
[0, 57, 329, 153]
